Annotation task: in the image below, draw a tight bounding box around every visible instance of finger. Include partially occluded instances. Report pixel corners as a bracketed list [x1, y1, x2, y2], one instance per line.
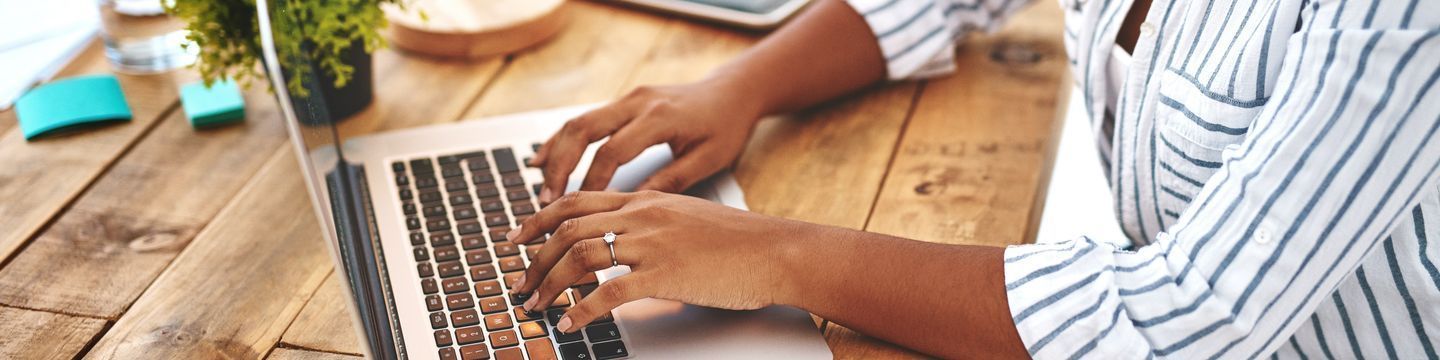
[579, 123, 667, 191]
[523, 237, 637, 312]
[537, 103, 642, 203]
[515, 211, 628, 294]
[557, 274, 651, 333]
[636, 145, 730, 193]
[506, 191, 632, 244]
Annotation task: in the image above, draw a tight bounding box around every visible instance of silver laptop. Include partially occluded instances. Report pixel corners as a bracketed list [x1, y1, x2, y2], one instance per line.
[254, 1, 832, 359]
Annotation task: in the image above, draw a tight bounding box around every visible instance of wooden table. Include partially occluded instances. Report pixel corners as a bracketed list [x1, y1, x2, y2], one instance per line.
[0, 1, 1067, 359]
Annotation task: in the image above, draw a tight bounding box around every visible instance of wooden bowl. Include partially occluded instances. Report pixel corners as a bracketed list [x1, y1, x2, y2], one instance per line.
[383, 0, 568, 59]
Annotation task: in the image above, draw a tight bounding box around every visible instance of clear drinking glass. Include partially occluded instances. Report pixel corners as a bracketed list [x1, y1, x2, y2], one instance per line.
[97, 0, 196, 73]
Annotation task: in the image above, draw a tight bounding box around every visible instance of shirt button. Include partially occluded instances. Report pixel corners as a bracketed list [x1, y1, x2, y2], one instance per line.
[1255, 227, 1273, 245]
[1140, 22, 1158, 36]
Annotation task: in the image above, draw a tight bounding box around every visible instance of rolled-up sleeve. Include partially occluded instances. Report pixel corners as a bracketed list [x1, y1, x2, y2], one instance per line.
[844, 0, 1035, 80]
[1001, 18, 1440, 360]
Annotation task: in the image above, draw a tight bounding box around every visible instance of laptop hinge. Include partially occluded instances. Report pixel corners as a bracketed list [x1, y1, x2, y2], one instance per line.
[326, 161, 405, 360]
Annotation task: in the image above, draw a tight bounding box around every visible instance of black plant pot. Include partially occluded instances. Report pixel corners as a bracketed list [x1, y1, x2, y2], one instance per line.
[279, 40, 375, 126]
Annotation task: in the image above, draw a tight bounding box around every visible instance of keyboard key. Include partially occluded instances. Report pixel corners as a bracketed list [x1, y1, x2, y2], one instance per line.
[416, 177, 439, 189]
[451, 194, 474, 206]
[493, 242, 520, 257]
[392, 161, 406, 172]
[545, 309, 566, 325]
[439, 348, 457, 360]
[428, 219, 453, 232]
[397, 174, 411, 187]
[515, 306, 542, 322]
[532, 143, 542, 152]
[406, 216, 421, 230]
[502, 174, 525, 188]
[480, 199, 505, 213]
[485, 214, 510, 227]
[525, 245, 542, 261]
[498, 256, 525, 273]
[443, 278, 469, 294]
[451, 309, 482, 327]
[472, 172, 496, 186]
[585, 323, 621, 342]
[495, 347, 524, 360]
[459, 343, 491, 360]
[507, 190, 530, 202]
[413, 247, 430, 262]
[435, 329, 454, 347]
[410, 232, 426, 246]
[426, 295, 444, 312]
[458, 222, 484, 235]
[514, 215, 533, 226]
[490, 228, 511, 243]
[418, 263, 435, 278]
[403, 202, 417, 215]
[439, 154, 462, 165]
[434, 247, 461, 262]
[476, 185, 501, 199]
[485, 313, 515, 331]
[490, 329, 521, 348]
[422, 279, 439, 294]
[525, 338, 559, 360]
[420, 191, 444, 203]
[461, 236, 487, 250]
[593, 312, 614, 324]
[493, 148, 519, 173]
[455, 207, 478, 220]
[559, 341, 591, 360]
[447, 293, 475, 310]
[429, 312, 448, 329]
[533, 184, 543, 199]
[503, 272, 522, 289]
[480, 296, 508, 314]
[511, 291, 532, 305]
[438, 261, 464, 278]
[446, 180, 468, 192]
[455, 326, 485, 345]
[410, 158, 434, 171]
[400, 189, 414, 201]
[422, 204, 446, 217]
[523, 157, 535, 168]
[467, 158, 490, 172]
[554, 325, 584, 344]
[471, 264, 499, 281]
[512, 202, 535, 216]
[432, 233, 457, 247]
[591, 341, 629, 360]
[520, 321, 548, 339]
[443, 167, 465, 179]
[467, 249, 493, 266]
[549, 292, 571, 308]
[474, 280, 503, 297]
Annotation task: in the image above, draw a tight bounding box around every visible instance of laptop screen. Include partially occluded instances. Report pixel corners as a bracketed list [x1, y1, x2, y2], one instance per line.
[255, 0, 398, 358]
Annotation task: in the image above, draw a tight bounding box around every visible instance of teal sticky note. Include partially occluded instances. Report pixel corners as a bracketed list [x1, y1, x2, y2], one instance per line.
[15, 75, 132, 140]
[180, 79, 245, 128]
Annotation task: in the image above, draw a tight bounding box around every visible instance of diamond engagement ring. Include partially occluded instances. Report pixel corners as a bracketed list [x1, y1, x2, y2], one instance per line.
[603, 231, 618, 267]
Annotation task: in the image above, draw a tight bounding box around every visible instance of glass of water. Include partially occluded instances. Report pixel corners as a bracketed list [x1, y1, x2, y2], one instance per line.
[98, 0, 196, 73]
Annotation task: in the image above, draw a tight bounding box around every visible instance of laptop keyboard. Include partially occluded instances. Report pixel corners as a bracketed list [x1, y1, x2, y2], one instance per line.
[393, 145, 629, 360]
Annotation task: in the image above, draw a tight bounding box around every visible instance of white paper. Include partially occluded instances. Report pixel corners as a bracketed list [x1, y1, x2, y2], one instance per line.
[0, 0, 100, 110]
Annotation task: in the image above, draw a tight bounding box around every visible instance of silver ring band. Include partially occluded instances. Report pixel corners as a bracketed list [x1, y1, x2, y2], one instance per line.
[603, 232, 618, 267]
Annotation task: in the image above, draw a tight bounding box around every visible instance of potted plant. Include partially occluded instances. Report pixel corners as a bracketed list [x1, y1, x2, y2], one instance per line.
[166, 0, 411, 122]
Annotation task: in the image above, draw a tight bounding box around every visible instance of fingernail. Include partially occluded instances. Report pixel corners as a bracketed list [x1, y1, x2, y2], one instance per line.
[539, 187, 553, 203]
[506, 225, 522, 242]
[514, 274, 526, 290]
[556, 316, 573, 333]
[524, 295, 538, 311]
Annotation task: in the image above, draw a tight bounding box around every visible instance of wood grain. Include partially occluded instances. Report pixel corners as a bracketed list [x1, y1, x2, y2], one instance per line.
[0, 83, 287, 318]
[824, 1, 1068, 358]
[0, 305, 108, 360]
[0, 39, 192, 265]
[267, 348, 361, 360]
[82, 150, 333, 359]
[279, 274, 363, 355]
[460, 1, 670, 117]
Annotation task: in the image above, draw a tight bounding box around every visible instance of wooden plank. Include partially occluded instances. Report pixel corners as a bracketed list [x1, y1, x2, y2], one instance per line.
[267, 348, 361, 360]
[0, 83, 288, 318]
[459, 1, 670, 118]
[279, 274, 363, 355]
[81, 150, 334, 359]
[0, 39, 190, 264]
[616, 20, 755, 89]
[824, 1, 1068, 358]
[0, 305, 109, 360]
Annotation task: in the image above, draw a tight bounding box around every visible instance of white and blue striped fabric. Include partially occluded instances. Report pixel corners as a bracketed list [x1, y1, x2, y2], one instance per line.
[844, 0, 1440, 358]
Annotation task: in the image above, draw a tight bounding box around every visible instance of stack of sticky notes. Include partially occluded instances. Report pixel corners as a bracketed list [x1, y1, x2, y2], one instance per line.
[15, 74, 132, 140]
[179, 79, 245, 128]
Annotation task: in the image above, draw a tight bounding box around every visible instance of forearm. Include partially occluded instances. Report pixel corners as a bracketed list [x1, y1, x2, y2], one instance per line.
[776, 225, 1029, 359]
[706, 0, 887, 116]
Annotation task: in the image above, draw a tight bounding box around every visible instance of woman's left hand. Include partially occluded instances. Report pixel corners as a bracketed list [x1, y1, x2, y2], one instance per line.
[504, 190, 808, 334]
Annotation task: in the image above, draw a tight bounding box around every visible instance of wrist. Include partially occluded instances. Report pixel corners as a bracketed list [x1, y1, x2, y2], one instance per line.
[767, 220, 836, 310]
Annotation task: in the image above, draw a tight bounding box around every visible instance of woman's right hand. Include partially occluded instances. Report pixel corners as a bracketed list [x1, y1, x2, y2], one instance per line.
[530, 78, 766, 203]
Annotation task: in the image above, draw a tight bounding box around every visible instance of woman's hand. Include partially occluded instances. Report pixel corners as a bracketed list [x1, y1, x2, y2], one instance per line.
[504, 190, 810, 333]
[530, 79, 766, 203]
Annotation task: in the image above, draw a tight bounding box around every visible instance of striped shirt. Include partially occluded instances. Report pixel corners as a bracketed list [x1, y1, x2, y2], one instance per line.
[844, 0, 1440, 358]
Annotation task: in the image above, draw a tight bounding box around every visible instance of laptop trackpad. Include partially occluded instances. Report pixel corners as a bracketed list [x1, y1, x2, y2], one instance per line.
[567, 145, 832, 358]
